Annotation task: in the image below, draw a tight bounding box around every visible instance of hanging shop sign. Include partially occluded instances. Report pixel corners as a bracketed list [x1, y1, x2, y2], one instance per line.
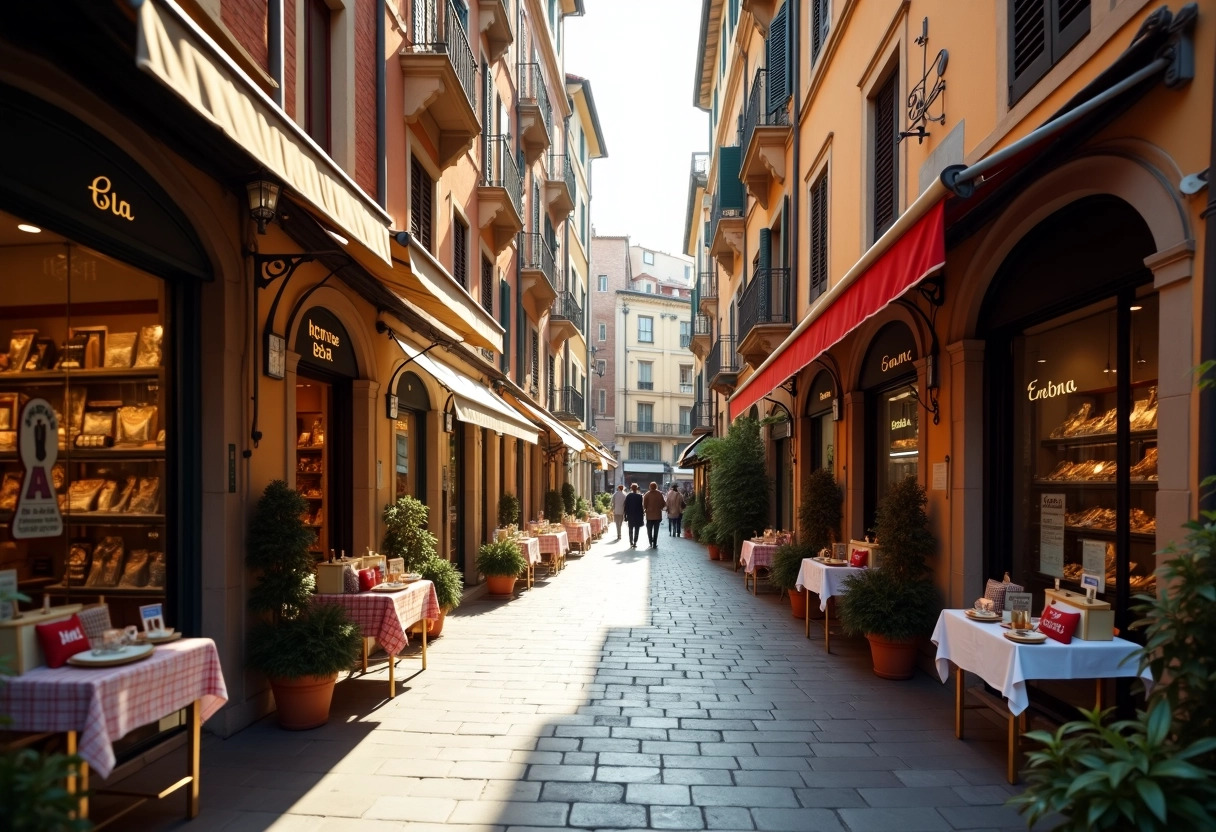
[12, 399, 64, 540]
[860, 322, 919, 389]
[295, 307, 357, 377]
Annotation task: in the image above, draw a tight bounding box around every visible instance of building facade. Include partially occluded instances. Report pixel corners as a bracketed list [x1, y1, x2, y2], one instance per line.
[0, 0, 611, 744]
[688, 0, 1213, 692]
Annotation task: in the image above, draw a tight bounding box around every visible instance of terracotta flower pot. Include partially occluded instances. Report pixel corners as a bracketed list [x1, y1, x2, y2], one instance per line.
[865, 634, 919, 680]
[269, 673, 339, 730]
[683, 528, 693, 539]
[707, 543, 720, 560]
[787, 589, 807, 619]
[486, 575, 518, 597]
[425, 608, 448, 638]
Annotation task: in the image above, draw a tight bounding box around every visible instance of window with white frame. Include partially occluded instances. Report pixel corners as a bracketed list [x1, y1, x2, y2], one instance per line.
[638, 361, 653, 390]
[598, 322, 606, 341]
[629, 441, 659, 461]
[636, 402, 654, 430]
[598, 388, 606, 413]
[637, 316, 653, 343]
[597, 274, 608, 291]
[679, 365, 693, 394]
[642, 250, 655, 265]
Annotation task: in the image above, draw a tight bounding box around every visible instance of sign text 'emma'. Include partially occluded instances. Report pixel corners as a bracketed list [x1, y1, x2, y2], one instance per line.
[1027, 378, 1077, 401]
[307, 319, 342, 363]
[881, 350, 913, 373]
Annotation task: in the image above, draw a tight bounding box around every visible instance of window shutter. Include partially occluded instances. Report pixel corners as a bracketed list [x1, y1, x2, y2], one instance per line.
[871, 72, 898, 240]
[481, 256, 493, 314]
[1009, 0, 1051, 105]
[547, 354, 556, 410]
[410, 157, 435, 252]
[1053, 0, 1090, 63]
[811, 0, 829, 63]
[810, 174, 828, 301]
[500, 280, 510, 372]
[766, 1, 790, 115]
[453, 218, 468, 287]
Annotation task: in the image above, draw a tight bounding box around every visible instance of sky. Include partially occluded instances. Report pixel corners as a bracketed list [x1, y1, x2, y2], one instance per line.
[565, 0, 708, 260]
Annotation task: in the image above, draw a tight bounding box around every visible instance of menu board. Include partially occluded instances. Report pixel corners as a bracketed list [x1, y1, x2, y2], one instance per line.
[1082, 539, 1107, 594]
[1039, 493, 1065, 578]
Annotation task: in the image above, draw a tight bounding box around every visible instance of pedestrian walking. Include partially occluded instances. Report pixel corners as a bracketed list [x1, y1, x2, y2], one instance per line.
[611, 484, 627, 541]
[642, 481, 665, 549]
[623, 484, 644, 549]
[665, 485, 685, 537]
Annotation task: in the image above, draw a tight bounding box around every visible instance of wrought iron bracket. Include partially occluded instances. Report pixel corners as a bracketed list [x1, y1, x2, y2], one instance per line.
[253, 253, 317, 289]
[894, 275, 946, 425]
[899, 17, 947, 145]
[915, 274, 946, 308]
[777, 377, 797, 398]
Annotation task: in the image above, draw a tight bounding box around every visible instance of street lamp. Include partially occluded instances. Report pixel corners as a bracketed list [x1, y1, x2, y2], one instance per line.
[246, 179, 282, 235]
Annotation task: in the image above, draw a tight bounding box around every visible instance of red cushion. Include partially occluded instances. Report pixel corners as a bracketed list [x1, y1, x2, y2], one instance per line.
[358, 568, 380, 592]
[850, 548, 869, 568]
[1039, 605, 1081, 644]
[35, 614, 90, 668]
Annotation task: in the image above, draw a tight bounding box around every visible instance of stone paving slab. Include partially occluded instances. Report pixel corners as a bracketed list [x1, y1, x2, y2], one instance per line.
[107, 533, 1050, 831]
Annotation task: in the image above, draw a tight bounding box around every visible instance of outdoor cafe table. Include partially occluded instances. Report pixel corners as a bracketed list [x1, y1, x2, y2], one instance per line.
[796, 558, 865, 651]
[931, 608, 1151, 783]
[537, 529, 569, 574]
[0, 637, 228, 822]
[564, 521, 593, 553]
[589, 513, 608, 537]
[516, 536, 541, 589]
[739, 540, 780, 594]
[312, 580, 440, 699]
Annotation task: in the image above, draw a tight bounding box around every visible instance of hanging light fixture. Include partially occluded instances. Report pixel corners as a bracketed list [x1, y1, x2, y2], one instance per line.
[246, 179, 282, 235]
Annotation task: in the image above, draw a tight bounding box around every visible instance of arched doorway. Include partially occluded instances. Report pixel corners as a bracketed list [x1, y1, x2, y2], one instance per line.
[859, 321, 920, 527]
[392, 371, 429, 500]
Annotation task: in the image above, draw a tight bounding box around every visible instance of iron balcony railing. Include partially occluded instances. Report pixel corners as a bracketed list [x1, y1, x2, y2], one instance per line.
[690, 152, 709, 186]
[518, 62, 553, 137]
[698, 271, 717, 303]
[522, 232, 556, 289]
[693, 315, 712, 336]
[550, 290, 583, 329]
[741, 68, 790, 155]
[483, 134, 523, 217]
[637, 380, 654, 391]
[691, 400, 715, 432]
[707, 336, 740, 381]
[411, 0, 477, 110]
[705, 151, 744, 244]
[679, 383, 693, 394]
[625, 421, 693, 436]
[738, 266, 791, 345]
[555, 386, 584, 421]
[549, 152, 576, 203]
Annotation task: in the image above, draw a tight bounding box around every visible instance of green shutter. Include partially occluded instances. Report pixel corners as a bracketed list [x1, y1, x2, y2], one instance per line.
[717, 146, 744, 211]
[766, 2, 790, 115]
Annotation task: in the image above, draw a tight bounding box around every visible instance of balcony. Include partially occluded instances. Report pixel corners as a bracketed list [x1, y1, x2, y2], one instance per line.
[740, 69, 791, 208]
[737, 266, 792, 367]
[679, 383, 694, 394]
[707, 336, 740, 395]
[625, 421, 694, 437]
[478, 0, 513, 62]
[697, 270, 718, 317]
[741, 0, 779, 33]
[637, 381, 654, 391]
[548, 290, 584, 349]
[517, 62, 553, 164]
[479, 135, 523, 254]
[707, 147, 744, 272]
[690, 152, 709, 188]
[553, 386, 584, 425]
[399, 0, 479, 171]
[689, 314, 712, 359]
[691, 400, 715, 436]
[520, 232, 557, 319]
[545, 152, 576, 220]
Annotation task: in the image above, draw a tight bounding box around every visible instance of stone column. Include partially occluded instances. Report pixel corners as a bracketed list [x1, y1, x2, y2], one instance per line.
[351, 379, 379, 558]
[844, 390, 866, 540]
[946, 340, 986, 609]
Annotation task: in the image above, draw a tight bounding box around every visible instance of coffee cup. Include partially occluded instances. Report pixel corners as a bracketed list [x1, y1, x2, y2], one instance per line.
[1010, 609, 1031, 630]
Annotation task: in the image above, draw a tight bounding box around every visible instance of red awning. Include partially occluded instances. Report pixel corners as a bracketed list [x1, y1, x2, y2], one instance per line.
[729, 198, 946, 420]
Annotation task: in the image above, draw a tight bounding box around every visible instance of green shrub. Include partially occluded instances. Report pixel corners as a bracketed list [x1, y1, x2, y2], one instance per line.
[246, 603, 362, 679]
[497, 492, 521, 528]
[476, 539, 528, 577]
[382, 494, 438, 572]
[799, 468, 843, 555]
[771, 542, 812, 591]
[561, 483, 577, 515]
[544, 490, 564, 522]
[417, 554, 463, 610]
[682, 493, 704, 536]
[701, 418, 769, 563]
[575, 496, 589, 520]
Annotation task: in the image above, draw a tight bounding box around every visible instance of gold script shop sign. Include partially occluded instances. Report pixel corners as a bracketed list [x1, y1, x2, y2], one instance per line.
[89, 175, 134, 221]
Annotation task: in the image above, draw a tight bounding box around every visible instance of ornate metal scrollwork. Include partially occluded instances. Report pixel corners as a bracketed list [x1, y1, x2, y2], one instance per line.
[253, 253, 317, 289]
[900, 18, 947, 145]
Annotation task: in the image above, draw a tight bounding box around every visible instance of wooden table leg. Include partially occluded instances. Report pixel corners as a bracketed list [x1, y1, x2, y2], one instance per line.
[389, 650, 396, 699]
[824, 598, 832, 654]
[955, 665, 965, 739]
[421, 618, 428, 671]
[804, 589, 811, 639]
[187, 699, 201, 818]
[66, 730, 88, 821]
[361, 637, 368, 673]
[1094, 679, 1104, 712]
[1006, 711, 1026, 784]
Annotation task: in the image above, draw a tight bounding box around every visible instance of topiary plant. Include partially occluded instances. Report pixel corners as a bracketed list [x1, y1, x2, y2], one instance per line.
[544, 489, 564, 522]
[417, 554, 463, 610]
[561, 483, 577, 515]
[682, 493, 704, 537]
[475, 538, 528, 577]
[799, 468, 843, 555]
[497, 492, 521, 528]
[575, 496, 589, 520]
[382, 494, 438, 572]
[701, 418, 769, 564]
[771, 542, 812, 592]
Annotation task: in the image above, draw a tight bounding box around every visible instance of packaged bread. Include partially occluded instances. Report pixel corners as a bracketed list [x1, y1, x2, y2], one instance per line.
[66, 387, 86, 436]
[83, 409, 115, 438]
[66, 542, 91, 585]
[127, 477, 160, 514]
[51, 463, 65, 491]
[0, 472, 20, 511]
[116, 405, 157, 445]
[104, 332, 137, 368]
[134, 325, 163, 368]
[1050, 403, 1092, 438]
[68, 479, 105, 511]
[93, 536, 125, 586]
[118, 548, 150, 587]
[147, 551, 166, 588]
[109, 476, 137, 512]
[4, 331, 35, 373]
[95, 480, 119, 511]
[1130, 447, 1159, 481]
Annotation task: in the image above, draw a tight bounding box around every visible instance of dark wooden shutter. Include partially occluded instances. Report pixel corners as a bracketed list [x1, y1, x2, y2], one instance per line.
[530, 328, 539, 391]
[500, 280, 510, 372]
[547, 354, 556, 410]
[1053, 0, 1090, 64]
[811, 0, 829, 63]
[482, 55, 492, 179]
[765, 1, 790, 116]
[481, 256, 494, 314]
[809, 174, 828, 301]
[871, 71, 898, 240]
[1009, 0, 1050, 105]
[453, 217, 468, 287]
[410, 156, 434, 251]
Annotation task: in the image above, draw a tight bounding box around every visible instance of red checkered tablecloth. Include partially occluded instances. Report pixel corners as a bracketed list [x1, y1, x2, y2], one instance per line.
[589, 514, 607, 535]
[0, 638, 228, 779]
[740, 540, 780, 575]
[538, 530, 569, 557]
[564, 522, 592, 547]
[516, 536, 541, 565]
[313, 580, 440, 657]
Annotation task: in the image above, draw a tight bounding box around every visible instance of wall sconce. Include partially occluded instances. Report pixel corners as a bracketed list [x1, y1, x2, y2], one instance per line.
[246, 179, 282, 234]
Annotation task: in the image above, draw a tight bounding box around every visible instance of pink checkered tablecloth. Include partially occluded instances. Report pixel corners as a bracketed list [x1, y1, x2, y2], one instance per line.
[740, 540, 780, 575]
[313, 580, 440, 657]
[564, 522, 592, 547]
[590, 514, 607, 535]
[0, 638, 228, 779]
[538, 530, 569, 557]
[516, 536, 541, 565]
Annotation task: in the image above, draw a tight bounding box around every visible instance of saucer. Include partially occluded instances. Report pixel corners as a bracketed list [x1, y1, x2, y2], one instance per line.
[965, 609, 1000, 622]
[1004, 630, 1048, 644]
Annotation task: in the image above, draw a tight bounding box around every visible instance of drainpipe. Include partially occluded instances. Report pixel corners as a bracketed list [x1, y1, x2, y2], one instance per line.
[788, 0, 800, 341]
[1200, 58, 1216, 512]
[376, 0, 387, 208]
[268, 0, 284, 107]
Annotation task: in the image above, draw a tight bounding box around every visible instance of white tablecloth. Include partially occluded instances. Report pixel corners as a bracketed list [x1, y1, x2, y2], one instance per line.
[931, 608, 1151, 716]
[795, 559, 865, 611]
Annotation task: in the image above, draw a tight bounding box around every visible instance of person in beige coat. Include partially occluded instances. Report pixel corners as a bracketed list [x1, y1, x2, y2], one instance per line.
[642, 481, 666, 549]
[665, 485, 686, 538]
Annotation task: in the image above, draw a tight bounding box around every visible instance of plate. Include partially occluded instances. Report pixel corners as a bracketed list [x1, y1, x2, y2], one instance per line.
[144, 631, 182, 644]
[816, 558, 849, 566]
[68, 643, 156, 667]
[965, 609, 1001, 622]
[371, 583, 406, 592]
[403, 573, 422, 582]
[1004, 630, 1048, 644]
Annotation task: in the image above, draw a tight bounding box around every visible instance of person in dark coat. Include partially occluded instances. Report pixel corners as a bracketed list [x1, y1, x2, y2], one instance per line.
[642, 481, 666, 549]
[623, 483, 644, 549]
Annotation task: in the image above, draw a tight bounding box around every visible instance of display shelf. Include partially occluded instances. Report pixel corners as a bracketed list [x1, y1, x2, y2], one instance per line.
[1040, 430, 1157, 449]
[296, 446, 323, 452]
[0, 511, 164, 527]
[1032, 480, 1158, 490]
[1026, 521, 1156, 542]
[0, 367, 163, 388]
[0, 447, 165, 462]
[42, 584, 165, 598]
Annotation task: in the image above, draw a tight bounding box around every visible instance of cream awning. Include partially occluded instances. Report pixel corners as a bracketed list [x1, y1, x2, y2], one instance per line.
[135, 0, 392, 265]
[396, 341, 538, 445]
[506, 395, 587, 453]
[580, 431, 618, 469]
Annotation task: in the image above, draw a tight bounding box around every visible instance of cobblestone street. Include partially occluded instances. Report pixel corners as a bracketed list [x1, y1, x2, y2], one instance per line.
[115, 534, 1034, 831]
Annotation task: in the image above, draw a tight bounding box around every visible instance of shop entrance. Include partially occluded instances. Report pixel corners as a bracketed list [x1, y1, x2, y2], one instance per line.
[446, 420, 465, 575]
[393, 371, 429, 501]
[806, 369, 837, 472]
[861, 322, 919, 530]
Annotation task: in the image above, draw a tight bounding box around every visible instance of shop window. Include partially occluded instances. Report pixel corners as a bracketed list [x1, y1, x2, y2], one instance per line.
[809, 172, 828, 302]
[305, 0, 332, 152]
[870, 69, 899, 242]
[452, 214, 468, 288]
[861, 322, 918, 523]
[410, 156, 434, 252]
[807, 370, 837, 470]
[638, 316, 653, 343]
[1009, 0, 1090, 106]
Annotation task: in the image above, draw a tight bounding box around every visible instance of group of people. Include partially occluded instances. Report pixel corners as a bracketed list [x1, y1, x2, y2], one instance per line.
[610, 482, 686, 550]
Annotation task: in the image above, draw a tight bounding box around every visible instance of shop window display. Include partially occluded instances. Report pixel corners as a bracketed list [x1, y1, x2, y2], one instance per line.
[0, 210, 168, 629]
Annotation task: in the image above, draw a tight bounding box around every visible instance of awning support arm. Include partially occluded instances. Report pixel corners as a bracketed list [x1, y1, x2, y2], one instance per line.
[377, 320, 448, 419]
[894, 275, 945, 425]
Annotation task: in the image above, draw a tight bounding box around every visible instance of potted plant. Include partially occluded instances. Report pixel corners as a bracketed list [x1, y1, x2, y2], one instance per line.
[544, 490, 564, 523]
[415, 554, 463, 638]
[476, 538, 528, 597]
[837, 476, 938, 679]
[382, 494, 438, 572]
[800, 468, 843, 555]
[561, 483, 577, 516]
[701, 418, 769, 568]
[246, 480, 363, 729]
[771, 542, 812, 618]
[575, 496, 589, 520]
[682, 493, 704, 541]
[497, 492, 521, 529]
[701, 520, 725, 560]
